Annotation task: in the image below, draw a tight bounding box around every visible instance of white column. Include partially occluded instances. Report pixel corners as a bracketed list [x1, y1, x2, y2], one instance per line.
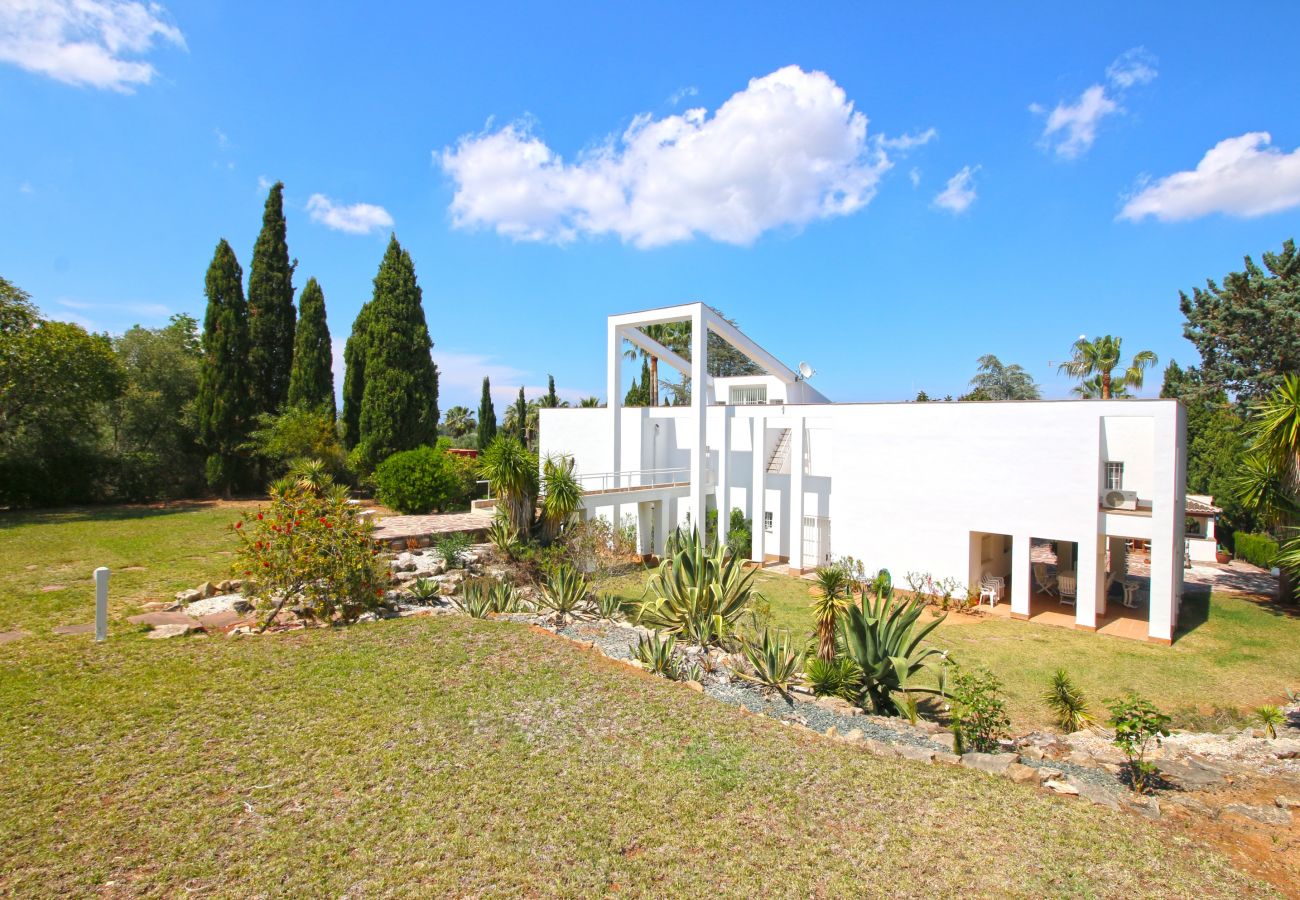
[689, 306, 708, 537]
[1148, 404, 1185, 643]
[656, 499, 670, 557]
[717, 409, 731, 550]
[637, 502, 653, 556]
[1075, 530, 1103, 630]
[751, 416, 767, 563]
[1011, 533, 1031, 618]
[607, 320, 622, 529]
[788, 417, 806, 571]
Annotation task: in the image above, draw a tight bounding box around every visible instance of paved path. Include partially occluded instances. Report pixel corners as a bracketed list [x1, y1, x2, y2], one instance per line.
[371, 509, 494, 546]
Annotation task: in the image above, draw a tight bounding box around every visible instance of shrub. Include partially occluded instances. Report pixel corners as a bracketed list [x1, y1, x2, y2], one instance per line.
[1234, 532, 1280, 569]
[536, 562, 593, 624]
[562, 516, 636, 578]
[725, 507, 753, 560]
[232, 474, 384, 629]
[374, 445, 476, 514]
[949, 667, 1011, 753]
[1043, 669, 1093, 733]
[839, 590, 946, 716]
[1254, 705, 1284, 739]
[631, 632, 679, 678]
[244, 406, 349, 483]
[434, 532, 474, 569]
[1107, 692, 1171, 794]
[635, 527, 759, 647]
[803, 657, 863, 700]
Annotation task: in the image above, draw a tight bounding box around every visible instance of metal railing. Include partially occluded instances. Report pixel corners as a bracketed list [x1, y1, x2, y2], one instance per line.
[574, 467, 692, 493]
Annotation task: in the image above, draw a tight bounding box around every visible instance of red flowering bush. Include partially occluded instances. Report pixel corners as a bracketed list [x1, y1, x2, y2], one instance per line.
[232, 473, 385, 629]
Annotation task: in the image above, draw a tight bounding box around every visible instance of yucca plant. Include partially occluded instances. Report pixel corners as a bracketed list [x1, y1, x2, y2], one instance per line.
[488, 579, 525, 613]
[839, 591, 946, 715]
[539, 454, 584, 544]
[536, 562, 593, 624]
[635, 527, 758, 647]
[1043, 668, 1093, 733]
[596, 592, 624, 620]
[803, 656, 863, 700]
[811, 565, 851, 661]
[486, 516, 520, 559]
[454, 578, 494, 619]
[681, 660, 705, 684]
[409, 577, 440, 605]
[1254, 705, 1285, 739]
[631, 632, 679, 678]
[739, 628, 801, 697]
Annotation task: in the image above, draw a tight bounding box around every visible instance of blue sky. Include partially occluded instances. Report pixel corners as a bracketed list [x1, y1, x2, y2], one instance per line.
[3, 1, 1299, 409]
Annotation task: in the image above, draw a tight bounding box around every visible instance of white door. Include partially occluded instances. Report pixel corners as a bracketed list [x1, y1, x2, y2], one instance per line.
[802, 516, 831, 567]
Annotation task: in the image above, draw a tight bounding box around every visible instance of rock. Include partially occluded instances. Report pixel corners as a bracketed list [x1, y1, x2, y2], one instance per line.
[682, 680, 703, 693]
[1039, 740, 1073, 761]
[197, 581, 217, 598]
[185, 594, 245, 618]
[861, 739, 897, 758]
[147, 623, 198, 639]
[216, 579, 233, 592]
[1125, 796, 1161, 820]
[174, 588, 202, 604]
[1276, 796, 1300, 810]
[1066, 750, 1098, 768]
[140, 601, 173, 612]
[1043, 779, 1079, 796]
[931, 732, 956, 752]
[823, 726, 838, 738]
[815, 696, 857, 716]
[1072, 779, 1124, 811]
[1005, 762, 1041, 785]
[933, 751, 962, 766]
[1156, 757, 1227, 790]
[127, 611, 200, 627]
[960, 752, 1018, 775]
[1019, 745, 1045, 762]
[1222, 803, 1293, 827]
[52, 623, 95, 635]
[841, 728, 865, 743]
[895, 744, 935, 764]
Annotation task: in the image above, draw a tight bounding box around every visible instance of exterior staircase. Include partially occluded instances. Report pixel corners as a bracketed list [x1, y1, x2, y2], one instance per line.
[767, 428, 791, 474]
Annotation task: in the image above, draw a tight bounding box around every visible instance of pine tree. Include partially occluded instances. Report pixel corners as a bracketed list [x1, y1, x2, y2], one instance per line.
[246, 181, 297, 417]
[477, 376, 497, 450]
[195, 239, 250, 496]
[287, 277, 334, 417]
[351, 235, 440, 470]
[341, 305, 369, 450]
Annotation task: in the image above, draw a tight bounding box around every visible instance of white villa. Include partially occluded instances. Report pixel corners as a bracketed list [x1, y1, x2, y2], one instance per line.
[538, 303, 1188, 645]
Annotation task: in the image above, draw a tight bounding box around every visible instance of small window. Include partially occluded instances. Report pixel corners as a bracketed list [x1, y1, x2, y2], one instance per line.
[1105, 462, 1124, 491]
[763, 511, 774, 533]
[729, 385, 767, 406]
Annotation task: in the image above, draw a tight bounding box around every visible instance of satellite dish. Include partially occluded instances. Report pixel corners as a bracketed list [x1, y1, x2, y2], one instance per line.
[797, 361, 816, 380]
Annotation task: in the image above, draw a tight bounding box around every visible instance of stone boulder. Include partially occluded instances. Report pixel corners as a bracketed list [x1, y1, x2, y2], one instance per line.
[147, 622, 199, 639]
[960, 752, 1018, 775]
[1222, 803, 1293, 827]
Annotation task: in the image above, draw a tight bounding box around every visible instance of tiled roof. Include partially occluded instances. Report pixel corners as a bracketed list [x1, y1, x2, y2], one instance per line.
[1186, 496, 1221, 516]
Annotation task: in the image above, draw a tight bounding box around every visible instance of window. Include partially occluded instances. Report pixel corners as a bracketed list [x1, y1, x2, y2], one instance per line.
[1105, 461, 1124, 491]
[763, 511, 773, 533]
[729, 385, 767, 405]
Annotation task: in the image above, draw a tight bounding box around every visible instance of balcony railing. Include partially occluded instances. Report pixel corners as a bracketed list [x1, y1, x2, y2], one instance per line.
[574, 467, 692, 493]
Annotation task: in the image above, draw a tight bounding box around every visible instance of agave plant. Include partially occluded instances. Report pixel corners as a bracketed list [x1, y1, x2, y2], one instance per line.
[486, 515, 520, 559]
[454, 578, 494, 619]
[811, 565, 851, 661]
[536, 562, 593, 624]
[839, 591, 946, 715]
[409, 577, 440, 605]
[1043, 668, 1093, 733]
[635, 527, 758, 647]
[631, 632, 679, 678]
[738, 628, 801, 697]
[596, 592, 624, 620]
[488, 579, 525, 614]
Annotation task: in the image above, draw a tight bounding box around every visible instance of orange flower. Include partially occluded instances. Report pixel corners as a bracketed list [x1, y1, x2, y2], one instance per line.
[234, 521, 243, 529]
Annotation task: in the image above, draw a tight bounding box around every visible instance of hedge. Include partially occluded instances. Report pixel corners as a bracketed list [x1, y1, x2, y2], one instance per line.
[1234, 532, 1279, 570]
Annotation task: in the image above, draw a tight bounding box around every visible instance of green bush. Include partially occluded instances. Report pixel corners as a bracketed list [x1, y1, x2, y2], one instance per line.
[1234, 532, 1279, 569]
[373, 445, 476, 514]
[949, 667, 1011, 754]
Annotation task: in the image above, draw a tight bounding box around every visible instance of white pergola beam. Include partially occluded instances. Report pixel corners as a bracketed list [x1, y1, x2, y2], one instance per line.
[617, 326, 693, 379]
[703, 309, 798, 384]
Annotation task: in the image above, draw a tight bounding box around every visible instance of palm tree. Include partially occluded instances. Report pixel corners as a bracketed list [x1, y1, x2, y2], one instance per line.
[579, 396, 602, 408]
[623, 322, 688, 407]
[441, 405, 475, 438]
[970, 354, 1040, 400]
[811, 565, 851, 661]
[1072, 374, 1132, 399]
[1059, 335, 1157, 400]
[1235, 374, 1300, 602]
[479, 435, 538, 539]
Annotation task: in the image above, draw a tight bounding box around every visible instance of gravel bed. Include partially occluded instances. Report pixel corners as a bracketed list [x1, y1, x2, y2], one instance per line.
[704, 681, 949, 751]
[1020, 756, 1122, 789]
[556, 622, 643, 660]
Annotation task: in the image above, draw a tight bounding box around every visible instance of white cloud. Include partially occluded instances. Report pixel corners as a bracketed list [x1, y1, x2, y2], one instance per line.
[876, 127, 937, 152]
[1032, 48, 1157, 159]
[440, 65, 890, 248]
[18, 181, 34, 194]
[932, 165, 978, 214]
[0, 0, 185, 92]
[256, 175, 272, 192]
[908, 167, 921, 188]
[667, 85, 697, 106]
[1119, 132, 1300, 222]
[306, 193, 394, 235]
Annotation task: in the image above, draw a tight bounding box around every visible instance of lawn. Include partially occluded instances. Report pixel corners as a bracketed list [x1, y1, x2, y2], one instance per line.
[0, 505, 1257, 896]
[599, 566, 1300, 730]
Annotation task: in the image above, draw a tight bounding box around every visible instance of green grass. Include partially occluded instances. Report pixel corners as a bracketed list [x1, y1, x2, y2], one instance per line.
[0, 507, 1262, 895]
[601, 566, 1300, 730]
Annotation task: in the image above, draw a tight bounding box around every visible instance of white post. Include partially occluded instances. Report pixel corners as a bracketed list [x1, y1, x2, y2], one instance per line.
[751, 415, 767, 564]
[1148, 404, 1185, 643]
[689, 306, 708, 536]
[94, 566, 109, 641]
[788, 417, 806, 571]
[1011, 534, 1031, 618]
[1075, 531, 1102, 631]
[717, 408, 731, 551]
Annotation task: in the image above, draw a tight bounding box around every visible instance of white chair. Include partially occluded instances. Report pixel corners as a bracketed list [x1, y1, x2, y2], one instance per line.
[1032, 562, 1057, 596]
[1120, 578, 1141, 608]
[1057, 573, 1077, 607]
[978, 573, 1004, 608]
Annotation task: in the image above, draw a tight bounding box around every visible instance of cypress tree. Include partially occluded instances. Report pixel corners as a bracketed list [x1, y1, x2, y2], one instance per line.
[341, 305, 369, 450]
[543, 374, 559, 408]
[477, 376, 497, 449]
[195, 239, 250, 496]
[287, 277, 335, 417]
[512, 387, 526, 435]
[354, 234, 439, 469]
[246, 181, 297, 417]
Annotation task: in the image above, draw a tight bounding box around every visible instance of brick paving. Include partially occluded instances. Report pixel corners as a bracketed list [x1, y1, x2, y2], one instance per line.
[371, 509, 494, 547]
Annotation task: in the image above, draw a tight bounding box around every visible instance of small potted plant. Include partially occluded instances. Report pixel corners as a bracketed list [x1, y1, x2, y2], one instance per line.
[1215, 544, 1231, 564]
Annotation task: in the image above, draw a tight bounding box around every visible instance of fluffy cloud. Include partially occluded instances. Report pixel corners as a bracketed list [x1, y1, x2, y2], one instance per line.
[306, 194, 394, 235]
[439, 65, 890, 248]
[1119, 132, 1300, 222]
[1032, 48, 1157, 159]
[932, 165, 978, 214]
[0, 0, 184, 92]
[876, 127, 937, 152]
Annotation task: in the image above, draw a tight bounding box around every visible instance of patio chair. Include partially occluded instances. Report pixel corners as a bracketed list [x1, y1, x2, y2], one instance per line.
[978, 572, 1004, 608]
[1057, 573, 1077, 607]
[1032, 562, 1057, 596]
[1120, 578, 1141, 609]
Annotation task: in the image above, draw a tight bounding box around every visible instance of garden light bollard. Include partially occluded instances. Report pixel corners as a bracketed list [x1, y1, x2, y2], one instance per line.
[94, 567, 109, 641]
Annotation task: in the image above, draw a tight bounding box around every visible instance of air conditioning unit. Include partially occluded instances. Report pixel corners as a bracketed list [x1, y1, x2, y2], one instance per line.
[1101, 490, 1139, 511]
